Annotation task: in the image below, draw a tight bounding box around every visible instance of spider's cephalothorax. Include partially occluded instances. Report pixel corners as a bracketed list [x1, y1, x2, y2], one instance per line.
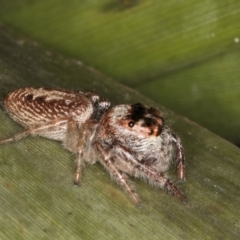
[1, 88, 186, 206]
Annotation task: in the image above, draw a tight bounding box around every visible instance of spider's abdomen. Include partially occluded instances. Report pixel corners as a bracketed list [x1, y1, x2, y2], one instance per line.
[4, 87, 94, 128]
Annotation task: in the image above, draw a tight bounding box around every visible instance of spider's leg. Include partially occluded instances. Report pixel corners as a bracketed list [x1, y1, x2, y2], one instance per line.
[114, 145, 187, 202]
[94, 142, 141, 207]
[172, 135, 186, 181]
[63, 119, 84, 185]
[0, 129, 31, 144]
[73, 153, 84, 185]
[64, 119, 99, 185]
[0, 118, 69, 144]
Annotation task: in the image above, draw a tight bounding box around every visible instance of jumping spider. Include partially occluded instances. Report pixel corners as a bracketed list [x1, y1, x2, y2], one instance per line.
[0, 87, 186, 206]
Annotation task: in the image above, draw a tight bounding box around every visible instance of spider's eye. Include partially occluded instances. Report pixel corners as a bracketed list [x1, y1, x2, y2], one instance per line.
[128, 121, 135, 128]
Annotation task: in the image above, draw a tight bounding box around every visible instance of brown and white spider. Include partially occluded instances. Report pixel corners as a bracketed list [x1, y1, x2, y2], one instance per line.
[0, 87, 186, 206]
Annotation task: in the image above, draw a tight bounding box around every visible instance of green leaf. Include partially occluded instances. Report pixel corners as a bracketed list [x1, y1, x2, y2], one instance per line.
[0, 24, 240, 240]
[0, 0, 239, 81]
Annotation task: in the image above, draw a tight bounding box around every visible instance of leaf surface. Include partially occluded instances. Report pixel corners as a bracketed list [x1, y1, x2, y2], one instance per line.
[0, 24, 240, 240]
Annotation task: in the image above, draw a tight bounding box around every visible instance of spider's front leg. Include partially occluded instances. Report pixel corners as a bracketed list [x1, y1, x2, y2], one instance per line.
[111, 144, 187, 203]
[93, 141, 141, 207]
[171, 134, 186, 181]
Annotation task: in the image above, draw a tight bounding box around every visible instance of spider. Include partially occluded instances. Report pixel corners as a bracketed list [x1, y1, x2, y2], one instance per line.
[0, 87, 186, 206]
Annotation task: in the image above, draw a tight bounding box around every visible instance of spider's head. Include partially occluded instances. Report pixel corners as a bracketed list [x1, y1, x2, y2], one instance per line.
[124, 103, 164, 137]
[102, 103, 165, 139]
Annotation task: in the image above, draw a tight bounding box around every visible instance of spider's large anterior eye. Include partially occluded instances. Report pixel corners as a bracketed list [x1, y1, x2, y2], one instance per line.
[128, 121, 135, 128]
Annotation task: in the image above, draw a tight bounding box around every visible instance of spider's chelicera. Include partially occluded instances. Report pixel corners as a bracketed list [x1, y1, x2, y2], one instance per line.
[0, 88, 186, 206]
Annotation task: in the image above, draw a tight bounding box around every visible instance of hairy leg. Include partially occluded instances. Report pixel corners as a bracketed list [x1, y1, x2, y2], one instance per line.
[0, 118, 68, 144]
[73, 153, 84, 185]
[94, 142, 141, 207]
[111, 144, 187, 202]
[171, 135, 186, 181]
